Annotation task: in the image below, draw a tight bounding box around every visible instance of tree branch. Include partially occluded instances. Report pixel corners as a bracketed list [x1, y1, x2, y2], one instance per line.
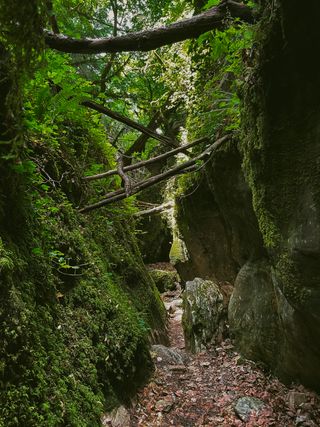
[100, 53, 116, 93]
[79, 135, 229, 213]
[45, 1, 254, 54]
[116, 152, 132, 196]
[124, 111, 162, 164]
[46, 0, 60, 34]
[84, 136, 209, 181]
[82, 100, 177, 147]
[133, 201, 174, 217]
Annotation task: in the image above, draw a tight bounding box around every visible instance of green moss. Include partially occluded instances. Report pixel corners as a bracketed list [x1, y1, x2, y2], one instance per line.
[240, 0, 320, 311]
[0, 239, 14, 272]
[148, 269, 179, 293]
[274, 252, 309, 306]
[0, 122, 166, 426]
[240, 10, 298, 250]
[169, 238, 188, 265]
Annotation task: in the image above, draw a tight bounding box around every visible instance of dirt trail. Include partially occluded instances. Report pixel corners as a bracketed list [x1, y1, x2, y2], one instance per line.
[129, 289, 320, 426]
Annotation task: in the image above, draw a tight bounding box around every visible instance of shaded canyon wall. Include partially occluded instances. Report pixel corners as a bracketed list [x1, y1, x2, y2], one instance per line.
[175, 0, 320, 390]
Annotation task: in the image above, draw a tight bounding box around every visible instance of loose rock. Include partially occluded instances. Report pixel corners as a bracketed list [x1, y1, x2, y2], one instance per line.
[101, 405, 130, 427]
[155, 396, 175, 413]
[234, 396, 265, 421]
[151, 344, 188, 365]
[288, 391, 309, 409]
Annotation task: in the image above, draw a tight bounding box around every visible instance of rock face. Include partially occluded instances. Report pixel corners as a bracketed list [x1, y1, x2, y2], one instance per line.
[182, 278, 226, 352]
[175, 144, 264, 283]
[136, 185, 172, 264]
[174, 1, 320, 391]
[232, 0, 320, 390]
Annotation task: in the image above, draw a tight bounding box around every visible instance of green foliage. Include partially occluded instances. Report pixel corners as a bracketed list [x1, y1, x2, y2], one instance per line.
[0, 0, 46, 158]
[204, 0, 220, 8]
[186, 24, 254, 140]
[0, 239, 14, 272]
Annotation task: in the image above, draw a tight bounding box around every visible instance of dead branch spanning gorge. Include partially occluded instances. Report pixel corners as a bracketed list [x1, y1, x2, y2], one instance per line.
[83, 136, 209, 181]
[79, 135, 230, 213]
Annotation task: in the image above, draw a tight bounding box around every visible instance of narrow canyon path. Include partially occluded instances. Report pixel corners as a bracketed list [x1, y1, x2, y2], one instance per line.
[129, 288, 320, 426]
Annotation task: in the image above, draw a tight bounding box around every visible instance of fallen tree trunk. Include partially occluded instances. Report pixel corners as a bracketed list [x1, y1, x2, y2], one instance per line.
[79, 135, 229, 213]
[45, 1, 254, 54]
[84, 136, 209, 181]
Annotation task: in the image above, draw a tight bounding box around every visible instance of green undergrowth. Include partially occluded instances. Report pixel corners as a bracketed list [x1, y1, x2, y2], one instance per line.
[0, 107, 166, 426]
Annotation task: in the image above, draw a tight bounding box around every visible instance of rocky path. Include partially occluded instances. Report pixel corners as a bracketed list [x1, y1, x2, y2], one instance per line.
[128, 290, 320, 427]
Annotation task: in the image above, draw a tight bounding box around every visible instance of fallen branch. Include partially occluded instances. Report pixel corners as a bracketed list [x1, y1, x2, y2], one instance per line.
[124, 111, 162, 165]
[45, 1, 254, 54]
[133, 201, 174, 217]
[82, 100, 176, 147]
[84, 136, 209, 181]
[123, 92, 174, 166]
[100, 53, 117, 93]
[116, 152, 132, 196]
[79, 135, 229, 213]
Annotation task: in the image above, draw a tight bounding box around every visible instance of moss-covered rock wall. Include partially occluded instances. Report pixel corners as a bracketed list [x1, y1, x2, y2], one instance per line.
[175, 0, 320, 391]
[0, 122, 166, 426]
[230, 0, 320, 389]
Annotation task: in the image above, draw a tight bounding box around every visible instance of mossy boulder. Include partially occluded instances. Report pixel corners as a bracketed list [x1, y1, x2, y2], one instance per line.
[148, 269, 179, 293]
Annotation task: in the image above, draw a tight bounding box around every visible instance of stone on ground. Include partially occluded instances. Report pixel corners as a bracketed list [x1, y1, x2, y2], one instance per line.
[101, 405, 130, 427]
[234, 396, 265, 421]
[151, 344, 188, 365]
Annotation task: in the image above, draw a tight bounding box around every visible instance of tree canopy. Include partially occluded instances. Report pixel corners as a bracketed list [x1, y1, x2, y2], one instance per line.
[1, 0, 255, 212]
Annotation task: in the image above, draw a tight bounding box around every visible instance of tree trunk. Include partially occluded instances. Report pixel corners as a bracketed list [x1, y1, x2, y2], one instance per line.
[45, 1, 254, 54]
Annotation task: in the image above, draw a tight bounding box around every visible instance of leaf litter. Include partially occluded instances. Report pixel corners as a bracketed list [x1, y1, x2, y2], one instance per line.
[128, 289, 320, 426]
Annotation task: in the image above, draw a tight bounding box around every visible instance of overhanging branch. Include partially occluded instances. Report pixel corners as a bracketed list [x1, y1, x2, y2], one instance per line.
[45, 1, 254, 54]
